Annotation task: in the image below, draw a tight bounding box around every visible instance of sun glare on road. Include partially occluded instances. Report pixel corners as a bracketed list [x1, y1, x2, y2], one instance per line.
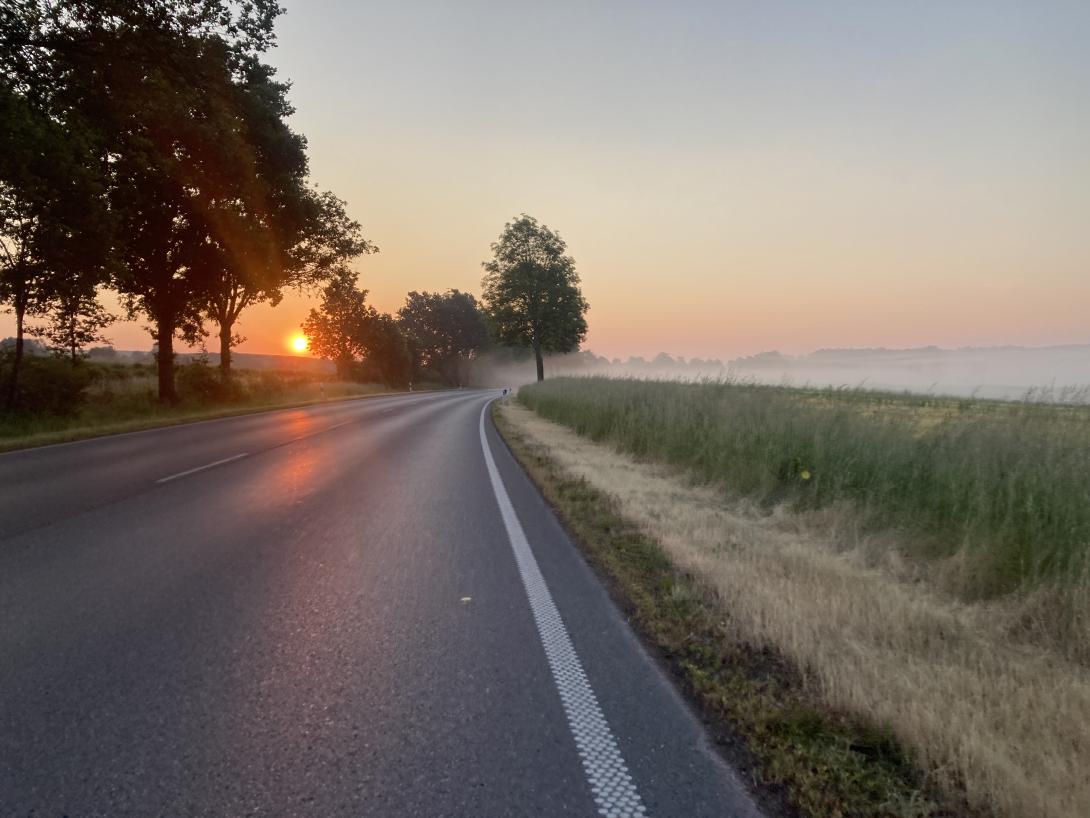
[290, 334, 309, 353]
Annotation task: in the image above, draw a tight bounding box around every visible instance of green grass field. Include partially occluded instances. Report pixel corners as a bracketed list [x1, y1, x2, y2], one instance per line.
[519, 377, 1090, 603]
[510, 378, 1090, 816]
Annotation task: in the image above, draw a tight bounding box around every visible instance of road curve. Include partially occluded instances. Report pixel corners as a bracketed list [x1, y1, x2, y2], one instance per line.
[0, 390, 761, 817]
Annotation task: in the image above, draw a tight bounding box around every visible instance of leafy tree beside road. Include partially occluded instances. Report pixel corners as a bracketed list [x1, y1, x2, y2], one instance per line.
[31, 283, 115, 364]
[1, 0, 373, 404]
[201, 64, 376, 376]
[301, 273, 411, 387]
[397, 289, 489, 386]
[481, 215, 588, 382]
[0, 84, 110, 408]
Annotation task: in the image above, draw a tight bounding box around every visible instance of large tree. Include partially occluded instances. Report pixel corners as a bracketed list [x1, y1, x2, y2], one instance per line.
[302, 272, 413, 387]
[31, 282, 115, 364]
[397, 289, 489, 385]
[300, 273, 370, 380]
[201, 59, 376, 375]
[0, 84, 110, 407]
[7, 0, 286, 401]
[358, 312, 413, 388]
[481, 214, 588, 382]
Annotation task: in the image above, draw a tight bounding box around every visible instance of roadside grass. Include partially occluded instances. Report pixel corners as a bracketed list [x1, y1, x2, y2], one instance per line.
[497, 392, 1090, 818]
[517, 376, 1090, 660]
[494, 404, 944, 818]
[0, 363, 397, 452]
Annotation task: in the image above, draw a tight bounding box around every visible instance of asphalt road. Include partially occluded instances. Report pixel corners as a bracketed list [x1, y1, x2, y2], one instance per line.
[0, 390, 761, 817]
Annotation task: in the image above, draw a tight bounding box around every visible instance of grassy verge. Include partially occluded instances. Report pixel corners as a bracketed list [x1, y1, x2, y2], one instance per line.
[496, 393, 1090, 818]
[518, 377, 1090, 656]
[0, 363, 414, 453]
[494, 403, 943, 817]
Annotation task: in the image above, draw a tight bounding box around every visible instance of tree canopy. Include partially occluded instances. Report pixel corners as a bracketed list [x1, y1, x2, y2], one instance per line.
[0, 80, 110, 407]
[301, 273, 411, 387]
[397, 289, 489, 385]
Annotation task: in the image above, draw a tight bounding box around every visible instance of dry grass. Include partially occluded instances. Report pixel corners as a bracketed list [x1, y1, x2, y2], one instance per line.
[499, 400, 1090, 818]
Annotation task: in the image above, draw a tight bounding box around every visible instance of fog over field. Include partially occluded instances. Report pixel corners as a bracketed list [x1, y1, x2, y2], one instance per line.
[9, 335, 1087, 401]
[480, 344, 1090, 401]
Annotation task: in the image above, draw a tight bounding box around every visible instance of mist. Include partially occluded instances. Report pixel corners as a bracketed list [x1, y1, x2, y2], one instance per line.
[470, 343, 1090, 402]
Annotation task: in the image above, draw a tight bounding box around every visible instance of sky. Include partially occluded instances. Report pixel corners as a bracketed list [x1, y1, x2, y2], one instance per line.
[9, 0, 1090, 360]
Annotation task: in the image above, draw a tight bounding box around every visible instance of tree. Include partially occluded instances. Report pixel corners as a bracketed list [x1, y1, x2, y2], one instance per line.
[31, 283, 115, 364]
[397, 289, 489, 385]
[481, 214, 588, 382]
[358, 312, 413, 388]
[104, 32, 245, 402]
[301, 273, 370, 379]
[9, 1, 287, 402]
[201, 57, 376, 375]
[0, 84, 110, 407]
[302, 273, 413, 387]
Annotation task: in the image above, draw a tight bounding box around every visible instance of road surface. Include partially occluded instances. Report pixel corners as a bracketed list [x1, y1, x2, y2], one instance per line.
[0, 390, 761, 817]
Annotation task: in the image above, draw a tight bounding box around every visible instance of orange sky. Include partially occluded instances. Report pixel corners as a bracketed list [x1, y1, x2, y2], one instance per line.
[5, 1, 1088, 361]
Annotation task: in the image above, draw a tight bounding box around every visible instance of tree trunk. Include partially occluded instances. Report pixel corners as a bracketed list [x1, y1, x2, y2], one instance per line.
[4, 299, 26, 410]
[336, 356, 353, 381]
[219, 322, 232, 375]
[534, 344, 544, 382]
[156, 316, 177, 403]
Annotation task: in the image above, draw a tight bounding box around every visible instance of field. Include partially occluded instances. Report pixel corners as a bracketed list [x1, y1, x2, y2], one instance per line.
[0, 359, 393, 452]
[507, 377, 1090, 817]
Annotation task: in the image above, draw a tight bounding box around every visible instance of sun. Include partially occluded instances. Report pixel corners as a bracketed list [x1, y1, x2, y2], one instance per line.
[290, 334, 309, 353]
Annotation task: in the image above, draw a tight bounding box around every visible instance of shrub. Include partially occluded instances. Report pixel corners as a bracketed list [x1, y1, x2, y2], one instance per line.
[176, 360, 242, 403]
[0, 351, 97, 415]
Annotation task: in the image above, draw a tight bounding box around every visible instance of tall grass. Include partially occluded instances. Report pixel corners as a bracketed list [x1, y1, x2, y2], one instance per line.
[0, 361, 389, 448]
[499, 399, 1090, 818]
[519, 377, 1090, 600]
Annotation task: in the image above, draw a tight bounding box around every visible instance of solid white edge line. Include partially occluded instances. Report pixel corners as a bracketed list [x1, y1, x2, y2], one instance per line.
[479, 398, 648, 818]
[154, 453, 250, 484]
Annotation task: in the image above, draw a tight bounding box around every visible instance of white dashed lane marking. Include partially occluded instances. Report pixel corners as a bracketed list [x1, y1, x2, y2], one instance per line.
[154, 453, 249, 484]
[479, 400, 648, 818]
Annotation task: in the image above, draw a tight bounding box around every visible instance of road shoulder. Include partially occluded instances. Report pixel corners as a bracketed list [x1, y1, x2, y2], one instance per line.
[492, 400, 950, 818]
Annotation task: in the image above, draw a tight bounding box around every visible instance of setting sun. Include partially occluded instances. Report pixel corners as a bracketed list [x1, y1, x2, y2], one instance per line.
[290, 334, 309, 353]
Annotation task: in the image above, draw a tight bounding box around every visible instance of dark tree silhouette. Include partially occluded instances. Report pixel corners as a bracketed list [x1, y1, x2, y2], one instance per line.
[302, 273, 412, 388]
[0, 85, 110, 407]
[10, 1, 287, 402]
[397, 289, 489, 385]
[301, 273, 370, 380]
[202, 64, 375, 376]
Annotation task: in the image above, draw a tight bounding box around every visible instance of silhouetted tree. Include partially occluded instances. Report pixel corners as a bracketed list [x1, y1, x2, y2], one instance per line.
[397, 289, 489, 385]
[9, 1, 286, 402]
[302, 274, 413, 388]
[202, 61, 375, 375]
[0, 84, 110, 407]
[301, 273, 370, 379]
[359, 312, 413, 388]
[32, 284, 115, 364]
[481, 214, 588, 381]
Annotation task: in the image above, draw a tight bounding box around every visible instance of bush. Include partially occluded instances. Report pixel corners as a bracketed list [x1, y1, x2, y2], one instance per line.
[176, 360, 242, 403]
[0, 351, 97, 415]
